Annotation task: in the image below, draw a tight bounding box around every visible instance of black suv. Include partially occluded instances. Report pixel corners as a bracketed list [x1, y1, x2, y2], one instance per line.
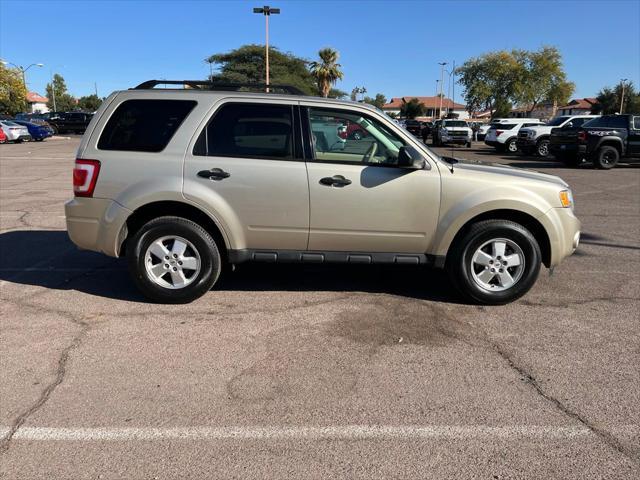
[556, 114, 640, 169]
[404, 120, 423, 137]
[47, 112, 93, 134]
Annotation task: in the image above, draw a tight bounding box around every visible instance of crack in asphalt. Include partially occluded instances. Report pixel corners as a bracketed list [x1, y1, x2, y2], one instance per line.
[0, 313, 89, 454]
[490, 343, 639, 464]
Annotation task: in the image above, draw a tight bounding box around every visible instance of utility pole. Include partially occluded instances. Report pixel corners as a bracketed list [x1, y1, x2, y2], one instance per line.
[451, 60, 456, 117]
[619, 78, 628, 114]
[94, 82, 98, 97]
[253, 5, 280, 92]
[434, 79, 439, 119]
[438, 62, 447, 119]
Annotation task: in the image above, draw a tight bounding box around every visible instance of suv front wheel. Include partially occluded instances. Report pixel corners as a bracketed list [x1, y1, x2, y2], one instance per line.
[447, 220, 541, 305]
[127, 216, 222, 303]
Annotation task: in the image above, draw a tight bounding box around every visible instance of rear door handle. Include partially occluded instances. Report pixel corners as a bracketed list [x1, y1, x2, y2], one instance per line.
[319, 175, 352, 187]
[198, 168, 230, 181]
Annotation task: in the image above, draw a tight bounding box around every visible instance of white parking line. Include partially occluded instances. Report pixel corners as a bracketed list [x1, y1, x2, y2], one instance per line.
[0, 425, 605, 441]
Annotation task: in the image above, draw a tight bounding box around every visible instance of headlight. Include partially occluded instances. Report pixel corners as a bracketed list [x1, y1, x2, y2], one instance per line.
[559, 189, 574, 209]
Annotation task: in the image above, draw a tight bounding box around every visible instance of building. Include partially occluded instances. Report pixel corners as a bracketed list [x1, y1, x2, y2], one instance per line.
[557, 98, 598, 116]
[508, 102, 555, 120]
[382, 96, 468, 120]
[26, 92, 49, 113]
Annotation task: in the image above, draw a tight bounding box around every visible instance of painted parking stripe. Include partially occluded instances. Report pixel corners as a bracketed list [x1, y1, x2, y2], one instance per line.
[0, 425, 606, 441]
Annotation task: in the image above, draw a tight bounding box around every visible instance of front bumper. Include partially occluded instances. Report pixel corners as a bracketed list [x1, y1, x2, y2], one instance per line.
[65, 197, 132, 257]
[441, 136, 470, 145]
[540, 207, 581, 267]
[516, 138, 536, 149]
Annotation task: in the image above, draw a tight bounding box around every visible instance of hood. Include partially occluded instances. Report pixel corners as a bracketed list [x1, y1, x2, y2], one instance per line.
[442, 157, 568, 187]
[521, 125, 550, 133]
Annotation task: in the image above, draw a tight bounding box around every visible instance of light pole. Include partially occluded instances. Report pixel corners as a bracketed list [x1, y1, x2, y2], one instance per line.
[438, 62, 447, 119]
[1, 60, 44, 111]
[253, 5, 280, 92]
[619, 78, 628, 114]
[435, 79, 440, 119]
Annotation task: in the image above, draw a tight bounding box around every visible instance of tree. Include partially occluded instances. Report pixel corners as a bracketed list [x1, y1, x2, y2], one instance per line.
[363, 93, 387, 109]
[593, 81, 640, 114]
[0, 63, 27, 115]
[46, 73, 76, 111]
[457, 47, 574, 118]
[456, 50, 521, 118]
[206, 44, 316, 95]
[512, 46, 574, 115]
[328, 88, 348, 99]
[400, 98, 425, 119]
[78, 94, 102, 111]
[309, 48, 344, 98]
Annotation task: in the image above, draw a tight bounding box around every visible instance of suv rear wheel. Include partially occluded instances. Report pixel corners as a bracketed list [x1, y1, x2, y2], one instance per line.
[506, 138, 518, 153]
[127, 216, 222, 303]
[447, 220, 541, 305]
[595, 145, 619, 170]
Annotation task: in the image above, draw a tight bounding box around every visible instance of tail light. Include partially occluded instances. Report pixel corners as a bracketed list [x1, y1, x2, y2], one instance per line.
[496, 130, 504, 136]
[577, 131, 587, 143]
[73, 159, 101, 197]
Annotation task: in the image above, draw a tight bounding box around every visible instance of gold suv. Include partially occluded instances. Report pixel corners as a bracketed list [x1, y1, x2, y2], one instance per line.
[65, 80, 580, 304]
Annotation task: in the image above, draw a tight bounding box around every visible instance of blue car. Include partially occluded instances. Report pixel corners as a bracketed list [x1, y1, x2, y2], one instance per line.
[12, 120, 54, 141]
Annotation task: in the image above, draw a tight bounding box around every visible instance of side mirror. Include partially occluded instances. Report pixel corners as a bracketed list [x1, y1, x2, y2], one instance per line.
[398, 146, 426, 169]
[565, 121, 574, 129]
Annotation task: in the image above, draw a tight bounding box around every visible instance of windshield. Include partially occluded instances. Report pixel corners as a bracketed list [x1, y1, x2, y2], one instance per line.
[546, 116, 570, 127]
[443, 121, 468, 128]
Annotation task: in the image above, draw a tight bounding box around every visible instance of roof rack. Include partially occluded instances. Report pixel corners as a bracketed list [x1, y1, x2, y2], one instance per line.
[132, 80, 306, 95]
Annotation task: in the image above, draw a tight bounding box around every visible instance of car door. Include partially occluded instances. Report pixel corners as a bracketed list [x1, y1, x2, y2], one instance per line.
[302, 104, 440, 253]
[183, 100, 309, 251]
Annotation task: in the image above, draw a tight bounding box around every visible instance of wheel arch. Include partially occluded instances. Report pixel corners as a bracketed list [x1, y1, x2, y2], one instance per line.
[121, 200, 230, 261]
[596, 138, 624, 155]
[443, 209, 552, 268]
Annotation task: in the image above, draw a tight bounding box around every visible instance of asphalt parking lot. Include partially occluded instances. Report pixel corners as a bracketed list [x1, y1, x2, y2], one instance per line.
[1, 137, 639, 479]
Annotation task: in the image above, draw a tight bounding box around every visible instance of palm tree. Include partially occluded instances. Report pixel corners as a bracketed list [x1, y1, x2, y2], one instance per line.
[309, 48, 344, 98]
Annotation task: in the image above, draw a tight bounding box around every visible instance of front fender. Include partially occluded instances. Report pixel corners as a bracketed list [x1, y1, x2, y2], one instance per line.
[431, 186, 553, 258]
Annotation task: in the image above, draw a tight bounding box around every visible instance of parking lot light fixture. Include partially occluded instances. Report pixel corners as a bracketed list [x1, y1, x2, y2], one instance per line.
[253, 5, 280, 92]
[438, 62, 447, 119]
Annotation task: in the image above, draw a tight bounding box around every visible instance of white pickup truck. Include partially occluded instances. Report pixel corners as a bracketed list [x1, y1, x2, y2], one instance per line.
[433, 119, 473, 147]
[517, 115, 598, 157]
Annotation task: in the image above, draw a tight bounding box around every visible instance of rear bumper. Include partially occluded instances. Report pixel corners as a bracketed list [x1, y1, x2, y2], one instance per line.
[65, 197, 131, 257]
[484, 140, 501, 147]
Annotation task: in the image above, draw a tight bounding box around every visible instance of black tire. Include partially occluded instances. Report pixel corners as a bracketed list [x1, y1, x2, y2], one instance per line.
[446, 220, 541, 305]
[536, 139, 550, 157]
[352, 131, 363, 140]
[127, 216, 222, 303]
[594, 145, 619, 170]
[466, 141, 472, 148]
[506, 138, 518, 154]
[50, 125, 58, 135]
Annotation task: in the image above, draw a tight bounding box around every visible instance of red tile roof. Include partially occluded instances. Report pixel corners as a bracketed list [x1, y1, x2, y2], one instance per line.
[383, 96, 465, 110]
[558, 98, 598, 110]
[26, 92, 48, 103]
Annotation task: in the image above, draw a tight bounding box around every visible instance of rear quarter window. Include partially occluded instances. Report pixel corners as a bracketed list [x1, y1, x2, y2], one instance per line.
[98, 99, 196, 152]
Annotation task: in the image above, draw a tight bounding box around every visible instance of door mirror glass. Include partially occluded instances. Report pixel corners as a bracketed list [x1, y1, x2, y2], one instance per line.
[564, 121, 574, 129]
[398, 146, 425, 169]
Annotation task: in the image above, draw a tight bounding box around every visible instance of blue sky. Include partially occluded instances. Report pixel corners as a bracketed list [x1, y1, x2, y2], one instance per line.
[1, 0, 639, 103]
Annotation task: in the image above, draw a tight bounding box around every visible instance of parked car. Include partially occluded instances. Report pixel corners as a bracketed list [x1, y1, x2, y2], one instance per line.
[433, 119, 472, 147]
[12, 120, 54, 141]
[14, 113, 55, 128]
[0, 128, 7, 144]
[343, 122, 369, 140]
[47, 112, 93, 134]
[517, 115, 599, 157]
[477, 123, 492, 141]
[0, 120, 32, 142]
[310, 115, 347, 151]
[65, 79, 580, 305]
[568, 114, 639, 169]
[404, 120, 423, 136]
[484, 118, 545, 153]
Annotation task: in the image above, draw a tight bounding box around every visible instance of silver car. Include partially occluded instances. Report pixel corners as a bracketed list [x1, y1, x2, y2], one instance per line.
[65, 81, 580, 304]
[0, 120, 32, 142]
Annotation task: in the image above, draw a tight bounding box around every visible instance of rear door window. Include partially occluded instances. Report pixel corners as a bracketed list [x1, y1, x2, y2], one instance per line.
[193, 103, 294, 159]
[608, 116, 629, 128]
[634, 117, 640, 129]
[98, 99, 196, 152]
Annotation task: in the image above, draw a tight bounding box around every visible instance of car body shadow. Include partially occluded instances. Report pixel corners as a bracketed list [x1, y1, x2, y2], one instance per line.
[0, 230, 464, 304]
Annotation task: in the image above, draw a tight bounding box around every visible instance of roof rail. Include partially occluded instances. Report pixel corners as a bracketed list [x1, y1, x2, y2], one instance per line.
[132, 80, 306, 95]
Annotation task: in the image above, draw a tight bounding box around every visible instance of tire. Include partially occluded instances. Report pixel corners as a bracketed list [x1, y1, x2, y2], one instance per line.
[506, 138, 518, 153]
[446, 220, 541, 305]
[536, 139, 550, 157]
[127, 216, 222, 303]
[594, 145, 619, 170]
[352, 131, 363, 140]
[51, 125, 58, 135]
[466, 141, 472, 148]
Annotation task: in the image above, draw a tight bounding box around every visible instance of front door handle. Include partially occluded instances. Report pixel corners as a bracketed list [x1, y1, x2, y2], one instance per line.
[319, 175, 352, 187]
[198, 168, 230, 181]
